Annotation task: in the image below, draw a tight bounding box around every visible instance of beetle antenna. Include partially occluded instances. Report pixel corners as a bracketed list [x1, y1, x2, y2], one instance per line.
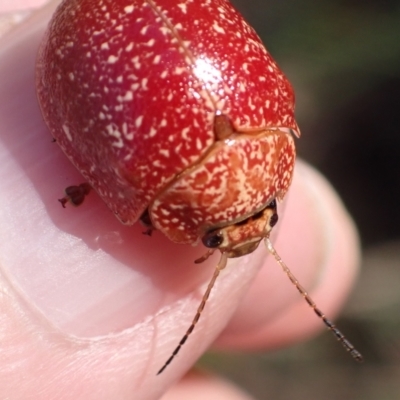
[157, 252, 228, 375]
[265, 238, 363, 362]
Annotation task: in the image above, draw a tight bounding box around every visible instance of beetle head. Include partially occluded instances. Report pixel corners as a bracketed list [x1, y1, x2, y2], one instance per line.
[201, 199, 278, 258]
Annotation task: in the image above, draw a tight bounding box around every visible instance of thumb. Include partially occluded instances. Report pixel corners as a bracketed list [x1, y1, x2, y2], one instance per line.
[0, 2, 266, 399]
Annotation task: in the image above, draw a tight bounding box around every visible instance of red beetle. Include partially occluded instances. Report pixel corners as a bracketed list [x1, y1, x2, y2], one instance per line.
[36, 0, 361, 373]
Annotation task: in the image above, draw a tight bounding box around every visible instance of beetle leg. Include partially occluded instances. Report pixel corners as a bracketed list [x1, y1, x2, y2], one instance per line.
[194, 249, 215, 264]
[140, 209, 155, 236]
[58, 183, 91, 208]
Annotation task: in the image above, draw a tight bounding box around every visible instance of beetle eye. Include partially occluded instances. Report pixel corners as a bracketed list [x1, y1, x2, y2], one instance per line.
[267, 199, 277, 210]
[202, 230, 223, 248]
[270, 213, 279, 227]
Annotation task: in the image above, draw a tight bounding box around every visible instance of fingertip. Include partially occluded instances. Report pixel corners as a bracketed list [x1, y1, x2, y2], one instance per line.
[161, 370, 255, 400]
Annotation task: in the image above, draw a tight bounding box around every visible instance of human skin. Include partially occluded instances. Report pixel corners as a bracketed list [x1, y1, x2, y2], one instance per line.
[0, 1, 360, 399]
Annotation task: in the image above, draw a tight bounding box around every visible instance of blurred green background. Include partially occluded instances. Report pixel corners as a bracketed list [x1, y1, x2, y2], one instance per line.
[200, 1, 400, 399]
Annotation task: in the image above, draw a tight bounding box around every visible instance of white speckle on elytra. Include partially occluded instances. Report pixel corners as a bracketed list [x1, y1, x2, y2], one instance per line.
[175, 142, 182, 153]
[131, 83, 140, 91]
[106, 124, 116, 135]
[177, 3, 187, 13]
[99, 112, 106, 119]
[153, 55, 161, 64]
[112, 140, 124, 148]
[160, 119, 167, 127]
[213, 21, 225, 34]
[101, 42, 110, 50]
[124, 5, 134, 13]
[174, 67, 186, 75]
[131, 56, 141, 69]
[145, 39, 155, 47]
[115, 25, 123, 32]
[106, 126, 124, 149]
[122, 123, 134, 140]
[160, 208, 171, 216]
[62, 124, 72, 141]
[125, 42, 134, 51]
[149, 127, 157, 137]
[68, 73, 74, 81]
[135, 115, 144, 128]
[220, 60, 229, 70]
[248, 98, 256, 111]
[174, 22, 183, 30]
[196, 138, 202, 150]
[160, 149, 170, 157]
[159, 27, 169, 36]
[181, 127, 190, 139]
[160, 71, 168, 79]
[140, 26, 149, 35]
[265, 100, 270, 108]
[66, 41, 74, 48]
[141, 78, 148, 90]
[115, 104, 123, 111]
[107, 55, 118, 64]
[117, 91, 133, 102]
[86, 51, 91, 58]
[116, 76, 123, 83]
[56, 73, 61, 80]
[168, 203, 186, 211]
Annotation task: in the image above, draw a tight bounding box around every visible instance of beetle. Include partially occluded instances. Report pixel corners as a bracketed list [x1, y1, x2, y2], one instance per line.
[36, 0, 362, 373]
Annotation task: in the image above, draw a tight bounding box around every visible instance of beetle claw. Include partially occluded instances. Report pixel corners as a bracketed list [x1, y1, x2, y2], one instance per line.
[141, 227, 153, 236]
